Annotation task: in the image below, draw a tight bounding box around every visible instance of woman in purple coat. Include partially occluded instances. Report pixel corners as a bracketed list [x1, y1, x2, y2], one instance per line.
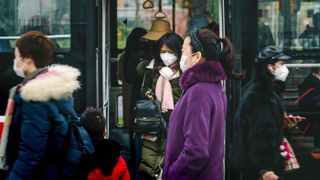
[162, 28, 243, 180]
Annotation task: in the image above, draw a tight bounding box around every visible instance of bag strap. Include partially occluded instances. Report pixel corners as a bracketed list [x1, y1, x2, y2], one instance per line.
[294, 87, 315, 104]
[140, 73, 147, 92]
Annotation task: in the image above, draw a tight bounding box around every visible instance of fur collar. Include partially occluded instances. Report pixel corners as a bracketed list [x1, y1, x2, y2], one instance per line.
[179, 61, 226, 91]
[20, 64, 81, 102]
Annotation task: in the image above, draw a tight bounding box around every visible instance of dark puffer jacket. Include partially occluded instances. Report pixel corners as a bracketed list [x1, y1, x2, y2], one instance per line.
[6, 65, 80, 180]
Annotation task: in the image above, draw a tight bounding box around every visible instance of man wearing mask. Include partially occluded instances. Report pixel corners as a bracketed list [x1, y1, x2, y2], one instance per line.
[232, 46, 291, 180]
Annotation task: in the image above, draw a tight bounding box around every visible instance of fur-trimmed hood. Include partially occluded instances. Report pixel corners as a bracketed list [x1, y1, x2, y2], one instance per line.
[179, 60, 226, 91]
[20, 64, 81, 102]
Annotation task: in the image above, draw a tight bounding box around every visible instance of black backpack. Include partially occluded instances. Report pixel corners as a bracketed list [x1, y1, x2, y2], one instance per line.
[56, 103, 95, 178]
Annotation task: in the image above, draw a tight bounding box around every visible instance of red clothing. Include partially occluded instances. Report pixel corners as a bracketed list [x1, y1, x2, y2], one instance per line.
[88, 156, 130, 180]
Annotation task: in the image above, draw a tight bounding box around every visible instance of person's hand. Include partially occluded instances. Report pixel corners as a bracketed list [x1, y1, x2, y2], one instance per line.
[284, 114, 306, 128]
[261, 171, 279, 180]
[145, 90, 154, 100]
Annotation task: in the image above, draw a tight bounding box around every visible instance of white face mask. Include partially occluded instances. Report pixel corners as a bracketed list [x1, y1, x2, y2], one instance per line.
[274, 65, 289, 82]
[179, 55, 191, 72]
[160, 53, 177, 66]
[179, 54, 198, 72]
[13, 58, 27, 78]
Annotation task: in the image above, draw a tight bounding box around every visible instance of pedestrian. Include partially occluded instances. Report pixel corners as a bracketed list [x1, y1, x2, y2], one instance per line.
[298, 67, 320, 153]
[142, 32, 183, 121]
[1, 31, 80, 180]
[132, 18, 171, 180]
[232, 45, 291, 180]
[138, 32, 183, 179]
[117, 27, 147, 128]
[162, 28, 244, 180]
[81, 107, 130, 180]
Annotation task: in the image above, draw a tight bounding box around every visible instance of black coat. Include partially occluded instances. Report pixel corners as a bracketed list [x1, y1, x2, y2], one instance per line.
[298, 74, 320, 111]
[231, 73, 285, 179]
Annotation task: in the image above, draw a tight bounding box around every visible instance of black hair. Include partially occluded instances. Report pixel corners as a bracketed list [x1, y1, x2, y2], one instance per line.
[154, 33, 183, 71]
[123, 27, 147, 63]
[190, 29, 244, 80]
[252, 61, 275, 82]
[80, 107, 105, 139]
[125, 27, 147, 51]
[94, 139, 121, 176]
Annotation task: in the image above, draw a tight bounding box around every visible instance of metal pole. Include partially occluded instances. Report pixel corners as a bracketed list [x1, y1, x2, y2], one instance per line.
[172, 0, 175, 32]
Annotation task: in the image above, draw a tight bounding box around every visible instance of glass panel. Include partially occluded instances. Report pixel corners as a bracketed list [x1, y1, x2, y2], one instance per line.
[258, 0, 320, 110]
[284, 64, 317, 109]
[117, 0, 188, 49]
[117, 0, 220, 49]
[258, 0, 320, 51]
[0, 0, 71, 52]
[117, 95, 124, 127]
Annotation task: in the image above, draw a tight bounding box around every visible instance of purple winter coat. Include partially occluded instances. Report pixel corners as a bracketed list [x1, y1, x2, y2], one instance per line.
[163, 61, 227, 180]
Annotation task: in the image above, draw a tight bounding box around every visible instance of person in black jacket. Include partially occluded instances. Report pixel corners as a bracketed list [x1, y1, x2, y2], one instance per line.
[232, 46, 291, 180]
[298, 67, 320, 153]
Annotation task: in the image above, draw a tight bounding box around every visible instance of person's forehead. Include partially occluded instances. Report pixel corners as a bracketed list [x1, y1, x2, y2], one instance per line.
[184, 37, 191, 44]
[14, 48, 19, 54]
[183, 37, 191, 48]
[275, 60, 285, 65]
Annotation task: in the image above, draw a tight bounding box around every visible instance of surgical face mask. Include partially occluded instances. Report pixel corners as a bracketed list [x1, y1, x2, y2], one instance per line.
[13, 58, 27, 78]
[160, 52, 177, 66]
[179, 55, 191, 72]
[274, 65, 289, 82]
[179, 53, 198, 72]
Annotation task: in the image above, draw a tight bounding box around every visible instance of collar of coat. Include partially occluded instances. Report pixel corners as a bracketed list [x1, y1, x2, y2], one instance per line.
[20, 64, 81, 102]
[179, 60, 226, 91]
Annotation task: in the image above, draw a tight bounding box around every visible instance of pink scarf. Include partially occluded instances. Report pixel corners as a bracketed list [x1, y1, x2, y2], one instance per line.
[155, 67, 179, 112]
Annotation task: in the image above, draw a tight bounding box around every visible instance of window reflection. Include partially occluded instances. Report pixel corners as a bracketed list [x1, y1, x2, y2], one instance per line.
[258, 0, 320, 51]
[0, 0, 70, 51]
[117, 0, 188, 49]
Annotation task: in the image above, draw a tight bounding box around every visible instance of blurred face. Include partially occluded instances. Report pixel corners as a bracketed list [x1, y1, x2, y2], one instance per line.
[268, 60, 289, 81]
[14, 48, 26, 69]
[13, 47, 37, 77]
[268, 60, 284, 72]
[181, 37, 200, 66]
[160, 44, 174, 54]
[160, 44, 177, 66]
[13, 48, 29, 78]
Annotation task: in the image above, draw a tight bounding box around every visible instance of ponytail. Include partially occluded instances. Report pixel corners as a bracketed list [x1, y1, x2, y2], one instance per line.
[192, 28, 245, 80]
[219, 37, 245, 80]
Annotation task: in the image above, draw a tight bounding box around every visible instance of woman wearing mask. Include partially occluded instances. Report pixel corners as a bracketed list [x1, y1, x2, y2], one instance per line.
[1, 31, 80, 179]
[232, 46, 292, 180]
[162, 28, 244, 180]
[138, 32, 183, 179]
